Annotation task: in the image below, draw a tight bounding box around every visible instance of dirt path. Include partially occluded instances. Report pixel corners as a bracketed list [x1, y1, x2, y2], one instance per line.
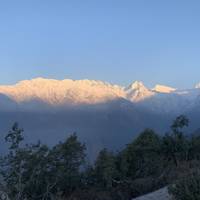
[132, 187, 172, 200]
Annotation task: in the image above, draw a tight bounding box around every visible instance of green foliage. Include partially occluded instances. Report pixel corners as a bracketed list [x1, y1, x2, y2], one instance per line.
[94, 148, 117, 189]
[0, 126, 86, 200]
[5, 122, 24, 150]
[3, 115, 200, 200]
[169, 171, 200, 200]
[171, 115, 189, 133]
[124, 129, 161, 178]
[50, 133, 86, 194]
[162, 115, 190, 166]
[190, 135, 200, 160]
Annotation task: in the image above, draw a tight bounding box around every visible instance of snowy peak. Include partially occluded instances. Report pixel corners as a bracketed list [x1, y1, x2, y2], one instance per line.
[153, 84, 176, 93]
[125, 81, 154, 102]
[126, 81, 146, 91]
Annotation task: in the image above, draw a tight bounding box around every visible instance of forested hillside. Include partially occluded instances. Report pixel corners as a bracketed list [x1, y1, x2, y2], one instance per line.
[0, 115, 200, 200]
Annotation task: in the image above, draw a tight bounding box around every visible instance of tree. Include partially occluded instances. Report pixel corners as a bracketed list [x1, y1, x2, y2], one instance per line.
[94, 148, 117, 189]
[0, 123, 55, 199]
[162, 115, 189, 167]
[50, 133, 86, 195]
[5, 122, 24, 150]
[124, 129, 161, 178]
[0, 124, 86, 200]
[190, 135, 200, 160]
[0, 122, 26, 199]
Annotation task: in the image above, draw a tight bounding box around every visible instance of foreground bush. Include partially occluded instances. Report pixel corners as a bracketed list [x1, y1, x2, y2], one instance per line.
[169, 171, 200, 200]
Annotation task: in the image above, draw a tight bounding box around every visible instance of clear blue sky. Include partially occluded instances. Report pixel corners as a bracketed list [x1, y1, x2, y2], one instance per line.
[0, 0, 200, 88]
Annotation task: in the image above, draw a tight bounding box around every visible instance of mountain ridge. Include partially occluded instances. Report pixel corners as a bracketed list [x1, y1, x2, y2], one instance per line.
[0, 77, 200, 114]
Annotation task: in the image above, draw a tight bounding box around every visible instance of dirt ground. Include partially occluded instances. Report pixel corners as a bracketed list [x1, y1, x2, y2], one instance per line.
[132, 187, 172, 200]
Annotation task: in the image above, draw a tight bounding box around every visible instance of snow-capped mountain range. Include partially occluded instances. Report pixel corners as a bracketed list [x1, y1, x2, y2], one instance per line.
[1, 77, 200, 156]
[0, 77, 200, 113]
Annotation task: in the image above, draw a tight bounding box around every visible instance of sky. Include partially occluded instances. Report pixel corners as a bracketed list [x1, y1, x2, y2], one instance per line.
[0, 0, 200, 89]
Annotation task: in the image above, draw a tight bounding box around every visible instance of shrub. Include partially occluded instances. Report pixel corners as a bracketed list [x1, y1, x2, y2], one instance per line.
[169, 171, 200, 200]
